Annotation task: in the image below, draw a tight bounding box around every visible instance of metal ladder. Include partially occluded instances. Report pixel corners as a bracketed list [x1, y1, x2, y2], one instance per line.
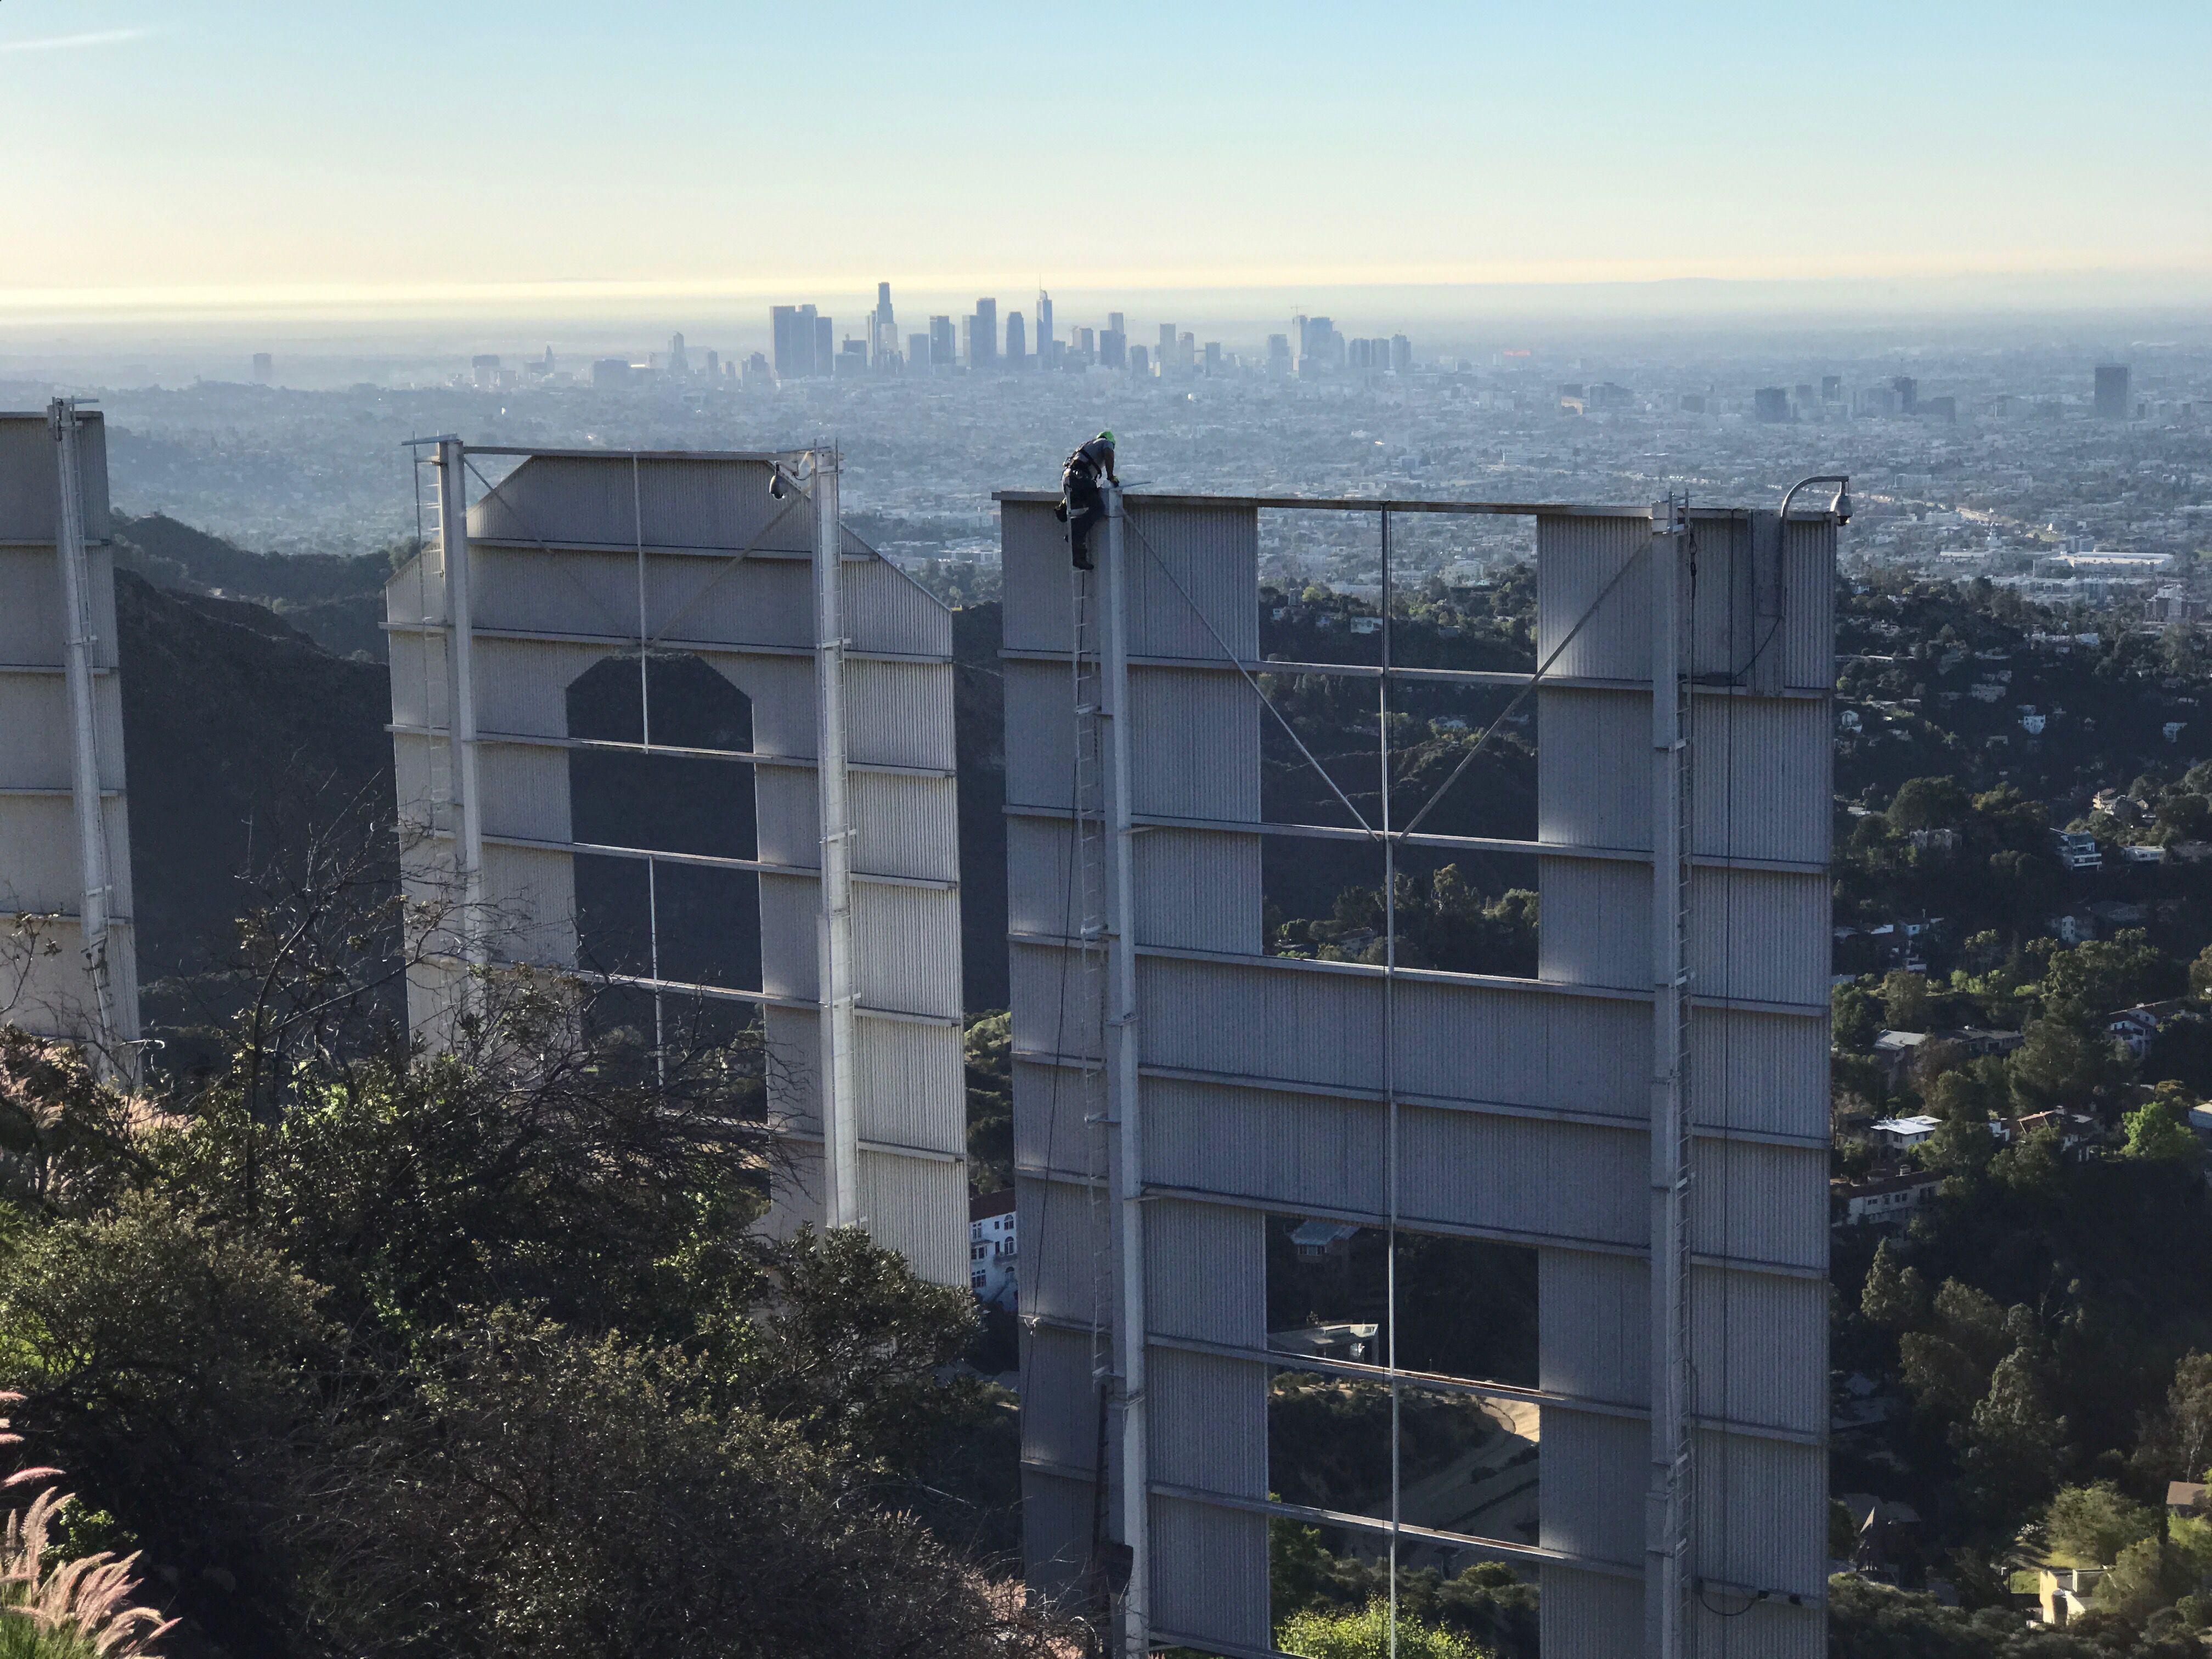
[1664, 494, 1700, 1639]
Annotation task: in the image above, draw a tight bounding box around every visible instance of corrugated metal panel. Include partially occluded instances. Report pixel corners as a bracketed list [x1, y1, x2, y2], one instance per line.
[1016, 1173, 1108, 1325]
[1146, 1077, 1385, 1218]
[690, 652, 815, 757]
[385, 629, 443, 730]
[386, 550, 444, 628]
[1134, 828, 1261, 952]
[755, 871, 817, 1002]
[763, 1138, 824, 1240]
[646, 552, 811, 649]
[0, 678, 72, 787]
[1688, 867, 1829, 1007]
[1001, 499, 1080, 653]
[478, 843, 578, 966]
[855, 1150, 964, 1285]
[1539, 1564, 1643, 1659]
[1539, 1250, 1649, 1407]
[1392, 977, 1649, 1124]
[0, 411, 109, 541]
[1012, 1058, 1105, 1182]
[1010, 940, 1103, 1061]
[761, 1005, 819, 1134]
[1003, 661, 1080, 810]
[1538, 513, 1652, 680]
[1781, 517, 1836, 693]
[1019, 1466, 1096, 1607]
[471, 545, 637, 639]
[1539, 1407, 1644, 1568]
[1538, 856, 1648, 990]
[1121, 501, 1260, 661]
[1398, 1108, 1645, 1246]
[1690, 1139, 1828, 1273]
[856, 1020, 963, 1153]
[1688, 695, 1831, 864]
[473, 743, 570, 842]
[471, 636, 606, 737]
[1143, 1199, 1267, 1346]
[1691, 1265, 1825, 1436]
[1147, 1348, 1267, 1496]
[752, 767, 817, 867]
[1140, 956, 1382, 1090]
[1535, 687, 1649, 850]
[100, 797, 133, 916]
[1692, 1429, 1825, 1598]
[1150, 1493, 1271, 1652]
[1006, 816, 1081, 940]
[472, 454, 812, 555]
[1688, 1596, 1823, 1657]
[851, 883, 961, 1017]
[851, 771, 958, 881]
[1128, 668, 1260, 820]
[0, 546, 64, 660]
[1022, 1328, 1103, 1475]
[1685, 512, 1755, 686]
[845, 658, 955, 771]
[845, 557, 953, 657]
[1689, 1007, 1827, 1141]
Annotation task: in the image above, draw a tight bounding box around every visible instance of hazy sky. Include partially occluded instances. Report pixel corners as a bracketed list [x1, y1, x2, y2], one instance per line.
[5, 0, 2210, 323]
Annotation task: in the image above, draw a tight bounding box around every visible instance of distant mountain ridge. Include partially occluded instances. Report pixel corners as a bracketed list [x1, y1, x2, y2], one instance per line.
[112, 511, 394, 658]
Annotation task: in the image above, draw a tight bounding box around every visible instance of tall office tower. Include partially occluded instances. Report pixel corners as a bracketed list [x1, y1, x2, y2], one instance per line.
[1108, 311, 1125, 335]
[252, 352, 273, 382]
[1037, 289, 1055, 362]
[873, 282, 898, 364]
[970, 298, 998, 369]
[1203, 342, 1221, 376]
[814, 315, 834, 375]
[1754, 387, 1792, 424]
[1130, 344, 1150, 377]
[1391, 334, 1412, 373]
[2095, 364, 2131, 420]
[1821, 374, 1842, 402]
[909, 331, 932, 370]
[1267, 334, 1291, 375]
[1891, 375, 1917, 414]
[1075, 325, 1096, 363]
[930, 314, 957, 368]
[704, 349, 719, 377]
[668, 333, 689, 376]
[1100, 321, 1127, 371]
[1006, 311, 1027, 368]
[771, 304, 822, 377]
[1158, 322, 1178, 362]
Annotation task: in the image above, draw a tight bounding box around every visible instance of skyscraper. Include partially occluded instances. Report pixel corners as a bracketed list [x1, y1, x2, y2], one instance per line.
[873, 282, 898, 366]
[771, 305, 822, 377]
[929, 315, 956, 369]
[909, 331, 932, 370]
[2096, 364, 2131, 419]
[970, 298, 998, 369]
[1036, 288, 1055, 366]
[1100, 314, 1127, 371]
[1006, 311, 1026, 368]
[1891, 374, 1918, 415]
[668, 332, 689, 376]
[814, 314, 833, 376]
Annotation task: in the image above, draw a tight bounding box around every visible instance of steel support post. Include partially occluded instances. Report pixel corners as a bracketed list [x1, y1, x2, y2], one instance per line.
[812, 448, 863, 1230]
[436, 439, 486, 972]
[1645, 500, 1692, 1657]
[48, 399, 119, 1068]
[1101, 485, 1150, 1657]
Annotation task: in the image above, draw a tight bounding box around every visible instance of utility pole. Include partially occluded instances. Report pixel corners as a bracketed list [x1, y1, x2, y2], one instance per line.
[48, 399, 120, 1071]
[435, 438, 486, 975]
[812, 446, 862, 1229]
[1101, 483, 1149, 1657]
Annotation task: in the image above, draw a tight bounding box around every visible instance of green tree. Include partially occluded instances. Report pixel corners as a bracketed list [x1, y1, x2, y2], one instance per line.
[2044, 929, 2183, 1015]
[2009, 1015, 2126, 1115]
[1961, 1346, 2070, 1520]
[1279, 1599, 1491, 1659]
[2123, 1088, 2202, 1166]
[1888, 775, 1973, 832]
[2095, 1535, 2190, 1622]
[1899, 1280, 2011, 1418]
[2045, 1482, 2158, 1566]
[1834, 983, 1883, 1053]
[1881, 968, 1933, 1034]
[1860, 1241, 1928, 1331]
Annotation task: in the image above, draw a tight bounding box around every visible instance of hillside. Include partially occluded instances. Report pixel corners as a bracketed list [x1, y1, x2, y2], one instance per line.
[112, 510, 394, 658]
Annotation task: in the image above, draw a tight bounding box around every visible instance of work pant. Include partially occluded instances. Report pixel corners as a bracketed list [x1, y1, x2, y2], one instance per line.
[1061, 481, 1104, 569]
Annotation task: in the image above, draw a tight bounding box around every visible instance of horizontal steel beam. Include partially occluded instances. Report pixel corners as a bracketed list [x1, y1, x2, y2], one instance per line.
[383, 618, 945, 668]
[994, 489, 1655, 517]
[390, 721, 956, 781]
[1010, 1046, 1831, 1152]
[422, 825, 957, 890]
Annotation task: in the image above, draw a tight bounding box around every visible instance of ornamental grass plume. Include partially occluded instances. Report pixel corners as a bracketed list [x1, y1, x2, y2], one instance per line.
[0, 1393, 173, 1659]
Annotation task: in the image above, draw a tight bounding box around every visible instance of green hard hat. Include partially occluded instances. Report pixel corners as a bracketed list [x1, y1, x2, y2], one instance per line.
[1097, 430, 1115, 445]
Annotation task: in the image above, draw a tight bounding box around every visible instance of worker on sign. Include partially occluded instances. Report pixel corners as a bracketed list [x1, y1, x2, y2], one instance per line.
[1054, 430, 1119, 571]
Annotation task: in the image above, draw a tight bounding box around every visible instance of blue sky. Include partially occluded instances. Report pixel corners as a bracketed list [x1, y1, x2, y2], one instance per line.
[4, 0, 2209, 320]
